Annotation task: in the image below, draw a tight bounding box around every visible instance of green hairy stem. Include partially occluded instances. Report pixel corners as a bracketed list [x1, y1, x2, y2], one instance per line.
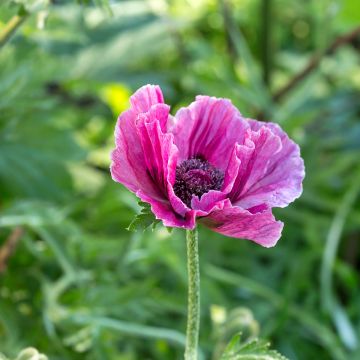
[185, 228, 200, 360]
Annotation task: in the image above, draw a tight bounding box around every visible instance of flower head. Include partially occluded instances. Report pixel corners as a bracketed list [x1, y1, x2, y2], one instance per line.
[110, 85, 305, 247]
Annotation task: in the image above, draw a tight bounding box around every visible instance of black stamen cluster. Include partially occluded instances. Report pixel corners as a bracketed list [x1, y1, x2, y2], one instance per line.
[173, 157, 224, 208]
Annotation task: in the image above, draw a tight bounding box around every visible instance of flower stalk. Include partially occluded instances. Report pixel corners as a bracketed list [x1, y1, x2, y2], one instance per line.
[0, 13, 29, 49]
[185, 228, 200, 360]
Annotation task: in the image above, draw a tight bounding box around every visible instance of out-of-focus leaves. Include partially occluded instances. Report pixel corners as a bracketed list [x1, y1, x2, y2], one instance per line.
[70, 314, 187, 348]
[0, 201, 65, 228]
[0, 48, 85, 202]
[337, 0, 360, 29]
[0, 143, 74, 201]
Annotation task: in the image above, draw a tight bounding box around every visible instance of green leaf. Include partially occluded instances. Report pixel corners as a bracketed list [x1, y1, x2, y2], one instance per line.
[220, 333, 288, 360]
[127, 201, 161, 232]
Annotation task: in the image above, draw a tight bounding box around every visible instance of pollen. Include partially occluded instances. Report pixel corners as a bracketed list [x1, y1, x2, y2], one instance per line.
[173, 157, 224, 208]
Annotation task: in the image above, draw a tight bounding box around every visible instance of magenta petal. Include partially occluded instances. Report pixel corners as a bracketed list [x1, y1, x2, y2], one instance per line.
[191, 190, 228, 213]
[112, 107, 195, 229]
[111, 109, 161, 199]
[111, 85, 168, 196]
[202, 206, 284, 247]
[167, 185, 189, 217]
[140, 102, 170, 133]
[170, 96, 249, 170]
[230, 127, 282, 201]
[222, 143, 241, 194]
[247, 120, 305, 207]
[111, 84, 193, 228]
[135, 106, 189, 218]
[130, 84, 164, 113]
[230, 122, 304, 209]
[136, 112, 174, 193]
[137, 190, 197, 229]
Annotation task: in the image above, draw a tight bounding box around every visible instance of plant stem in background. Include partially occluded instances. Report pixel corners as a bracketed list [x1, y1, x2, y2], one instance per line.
[0, 12, 29, 49]
[261, 0, 272, 87]
[185, 228, 200, 360]
[273, 25, 360, 102]
[0, 227, 24, 273]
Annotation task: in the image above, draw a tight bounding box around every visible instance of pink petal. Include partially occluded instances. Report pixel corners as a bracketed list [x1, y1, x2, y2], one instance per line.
[222, 143, 242, 193]
[111, 84, 194, 228]
[136, 106, 192, 222]
[130, 84, 164, 113]
[111, 85, 167, 195]
[137, 190, 197, 229]
[201, 206, 284, 247]
[111, 108, 161, 199]
[136, 109, 175, 194]
[191, 190, 228, 213]
[170, 96, 249, 172]
[230, 121, 305, 209]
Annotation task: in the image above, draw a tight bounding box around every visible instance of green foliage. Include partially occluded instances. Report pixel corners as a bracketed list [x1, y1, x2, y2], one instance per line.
[1, 0, 360, 359]
[127, 201, 161, 232]
[220, 333, 287, 360]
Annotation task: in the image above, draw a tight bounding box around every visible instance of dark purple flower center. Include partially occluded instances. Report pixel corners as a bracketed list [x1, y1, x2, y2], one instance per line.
[173, 157, 224, 207]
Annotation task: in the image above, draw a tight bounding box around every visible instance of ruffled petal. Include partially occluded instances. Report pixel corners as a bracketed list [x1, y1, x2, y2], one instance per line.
[111, 84, 194, 228]
[136, 106, 196, 225]
[230, 121, 304, 209]
[136, 105, 173, 189]
[170, 96, 249, 171]
[130, 84, 164, 113]
[222, 143, 242, 194]
[111, 85, 167, 197]
[111, 108, 161, 199]
[191, 190, 228, 213]
[137, 190, 197, 229]
[201, 206, 284, 247]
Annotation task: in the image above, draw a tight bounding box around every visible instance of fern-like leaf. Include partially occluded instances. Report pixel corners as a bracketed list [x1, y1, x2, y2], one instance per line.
[220, 333, 288, 360]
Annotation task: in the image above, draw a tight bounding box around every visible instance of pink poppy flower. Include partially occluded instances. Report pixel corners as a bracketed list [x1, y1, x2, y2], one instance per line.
[110, 85, 305, 247]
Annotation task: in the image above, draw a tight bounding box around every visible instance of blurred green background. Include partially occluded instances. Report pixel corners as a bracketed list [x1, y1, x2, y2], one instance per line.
[0, 0, 360, 359]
